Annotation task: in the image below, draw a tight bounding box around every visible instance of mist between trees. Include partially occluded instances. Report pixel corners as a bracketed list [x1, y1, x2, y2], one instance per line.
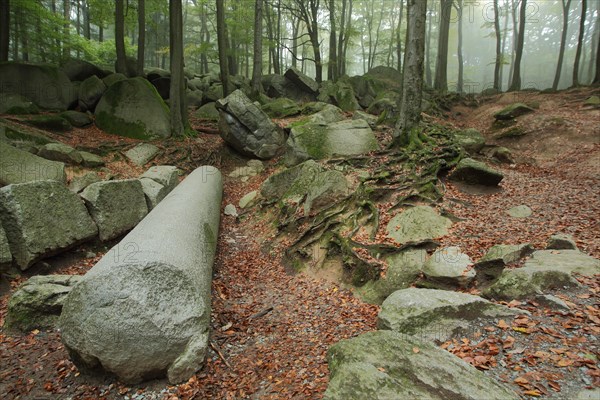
[1, 0, 598, 92]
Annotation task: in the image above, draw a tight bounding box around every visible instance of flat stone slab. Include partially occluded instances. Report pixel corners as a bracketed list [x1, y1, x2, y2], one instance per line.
[0, 223, 12, 271]
[239, 190, 258, 209]
[506, 204, 532, 218]
[547, 233, 578, 250]
[125, 143, 160, 166]
[0, 141, 66, 185]
[377, 288, 519, 343]
[0, 180, 98, 269]
[325, 330, 519, 400]
[450, 158, 504, 186]
[140, 165, 179, 192]
[81, 179, 148, 241]
[474, 243, 533, 283]
[421, 246, 475, 289]
[385, 205, 452, 244]
[38, 142, 83, 165]
[69, 172, 101, 193]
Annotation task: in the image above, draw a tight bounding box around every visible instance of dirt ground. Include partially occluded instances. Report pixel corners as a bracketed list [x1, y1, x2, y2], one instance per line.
[0, 87, 599, 399]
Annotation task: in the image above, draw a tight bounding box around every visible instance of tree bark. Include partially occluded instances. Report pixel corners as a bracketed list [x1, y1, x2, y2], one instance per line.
[63, 0, 71, 60]
[0, 0, 10, 62]
[342, 0, 353, 76]
[572, 0, 587, 87]
[457, 0, 464, 92]
[169, 0, 187, 136]
[434, 0, 452, 92]
[508, 0, 526, 92]
[83, 0, 91, 40]
[394, 0, 427, 146]
[337, 0, 347, 76]
[137, 0, 146, 76]
[493, 0, 502, 90]
[397, 0, 404, 72]
[499, 1, 509, 89]
[425, 6, 432, 86]
[216, 0, 231, 96]
[115, 0, 127, 74]
[328, 0, 337, 81]
[594, 27, 600, 84]
[552, 1, 571, 90]
[251, 0, 263, 96]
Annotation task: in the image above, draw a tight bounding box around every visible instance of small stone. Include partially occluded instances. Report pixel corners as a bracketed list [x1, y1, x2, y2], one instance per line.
[69, 172, 102, 193]
[38, 142, 83, 165]
[421, 247, 475, 289]
[224, 204, 238, 217]
[506, 205, 532, 218]
[125, 143, 160, 166]
[534, 294, 570, 311]
[79, 151, 105, 167]
[546, 233, 578, 250]
[239, 191, 258, 209]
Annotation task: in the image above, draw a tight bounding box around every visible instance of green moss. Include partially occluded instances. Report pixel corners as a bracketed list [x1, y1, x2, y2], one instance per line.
[95, 111, 146, 139]
[25, 115, 72, 132]
[294, 124, 329, 159]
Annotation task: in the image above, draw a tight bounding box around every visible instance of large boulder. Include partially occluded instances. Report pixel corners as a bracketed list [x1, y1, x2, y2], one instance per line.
[60, 110, 93, 127]
[0, 62, 75, 110]
[284, 67, 319, 94]
[474, 243, 533, 284]
[285, 119, 378, 166]
[81, 179, 148, 241]
[421, 246, 475, 289]
[24, 115, 72, 132]
[78, 75, 107, 112]
[378, 288, 519, 342]
[37, 142, 83, 165]
[194, 102, 219, 121]
[449, 158, 504, 186]
[0, 180, 98, 270]
[262, 74, 316, 102]
[0, 141, 66, 185]
[60, 166, 222, 384]
[494, 103, 534, 120]
[5, 275, 81, 332]
[454, 128, 485, 154]
[95, 77, 171, 140]
[546, 233, 578, 250]
[102, 73, 127, 87]
[61, 59, 105, 82]
[318, 80, 359, 112]
[261, 97, 301, 118]
[483, 250, 599, 300]
[0, 223, 12, 271]
[216, 90, 286, 159]
[260, 160, 348, 215]
[385, 205, 452, 244]
[357, 249, 427, 304]
[0, 93, 40, 114]
[301, 103, 345, 125]
[325, 330, 519, 400]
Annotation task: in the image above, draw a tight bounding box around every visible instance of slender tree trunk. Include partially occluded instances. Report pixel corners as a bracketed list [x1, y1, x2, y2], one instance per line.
[63, 0, 71, 60]
[589, 7, 599, 84]
[169, 0, 186, 137]
[337, 0, 346, 76]
[292, 18, 300, 68]
[328, 0, 337, 81]
[20, 6, 28, 62]
[83, 0, 90, 39]
[99, 25, 104, 42]
[387, 2, 397, 67]
[594, 26, 600, 84]
[200, 3, 209, 73]
[456, 0, 464, 92]
[434, 0, 452, 92]
[115, 0, 127, 74]
[394, 0, 427, 146]
[572, 0, 587, 87]
[370, 0, 385, 70]
[0, 0, 10, 61]
[508, 0, 526, 91]
[12, 8, 18, 61]
[493, 0, 502, 90]
[425, 6, 432, 86]
[499, 1, 509, 89]
[342, 0, 353, 76]
[216, 0, 230, 96]
[552, 0, 571, 90]
[397, 0, 404, 72]
[507, 0, 518, 87]
[251, 0, 263, 96]
[137, 0, 146, 76]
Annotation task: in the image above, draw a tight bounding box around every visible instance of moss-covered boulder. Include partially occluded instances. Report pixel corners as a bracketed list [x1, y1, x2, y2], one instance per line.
[584, 95, 600, 107]
[285, 119, 378, 166]
[377, 288, 520, 342]
[366, 91, 400, 116]
[0, 93, 40, 115]
[260, 160, 349, 215]
[493, 103, 535, 120]
[24, 115, 72, 132]
[61, 59, 105, 82]
[261, 97, 301, 118]
[284, 67, 319, 94]
[474, 243, 533, 284]
[449, 158, 504, 186]
[194, 102, 220, 121]
[421, 247, 475, 289]
[60, 110, 93, 127]
[385, 205, 452, 244]
[0, 140, 66, 185]
[95, 77, 171, 140]
[0, 62, 75, 110]
[78, 75, 107, 112]
[318, 80, 359, 112]
[454, 128, 485, 154]
[102, 73, 127, 87]
[38, 142, 83, 165]
[0, 223, 12, 271]
[5, 275, 81, 332]
[325, 330, 519, 400]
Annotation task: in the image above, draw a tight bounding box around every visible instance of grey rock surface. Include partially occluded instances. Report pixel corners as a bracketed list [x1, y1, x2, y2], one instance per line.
[140, 165, 179, 192]
[385, 205, 452, 244]
[0, 223, 12, 271]
[81, 179, 148, 241]
[217, 90, 286, 159]
[547, 233, 578, 250]
[38, 142, 83, 165]
[125, 143, 160, 166]
[450, 158, 504, 186]
[139, 178, 169, 210]
[325, 330, 519, 400]
[78, 75, 107, 112]
[0, 180, 98, 269]
[0, 141, 66, 185]
[506, 204, 533, 218]
[284, 67, 319, 94]
[474, 243, 533, 284]
[69, 172, 101, 193]
[421, 246, 475, 289]
[5, 275, 81, 331]
[60, 166, 223, 384]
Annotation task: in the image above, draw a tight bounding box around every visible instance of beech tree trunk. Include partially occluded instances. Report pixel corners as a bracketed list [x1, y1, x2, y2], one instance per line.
[251, 0, 263, 96]
[1, 0, 10, 61]
[493, 0, 502, 90]
[572, 0, 587, 87]
[552, 1, 571, 90]
[394, 0, 427, 145]
[137, 0, 146, 76]
[328, 0, 337, 81]
[63, 0, 71, 60]
[434, 0, 452, 92]
[509, 0, 526, 91]
[216, 0, 230, 96]
[115, 0, 127, 74]
[169, 0, 187, 136]
[457, 0, 464, 92]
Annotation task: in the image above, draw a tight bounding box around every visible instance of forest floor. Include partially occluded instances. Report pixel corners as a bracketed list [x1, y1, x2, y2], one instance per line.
[0, 87, 599, 399]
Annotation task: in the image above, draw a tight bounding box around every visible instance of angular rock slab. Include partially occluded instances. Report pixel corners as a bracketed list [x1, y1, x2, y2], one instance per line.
[125, 143, 160, 166]
[38, 142, 83, 165]
[474, 243, 533, 283]
[81, 179, 148, 241]
[385, 205, 452, 244]
[139, 178, 170, 211]
[377, 288, 519, 343]
[0, 180, 98, 270]
[5, 275, 81, 332]
[0, 223, 12, 271]
[0, 140, 66, 185]
[140, 165, 179, 192]
[325, 330, 519, 400]
[421, 246, 475, 289]
[546, 233, 578, 250]
[217, 90, 286, 159]
[284, 67, 319, 94]
[450, 158, 504, 186]
[60, 166, 223, 384]
[483, 250, 599, 300]
[285, 119, 378, 166]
